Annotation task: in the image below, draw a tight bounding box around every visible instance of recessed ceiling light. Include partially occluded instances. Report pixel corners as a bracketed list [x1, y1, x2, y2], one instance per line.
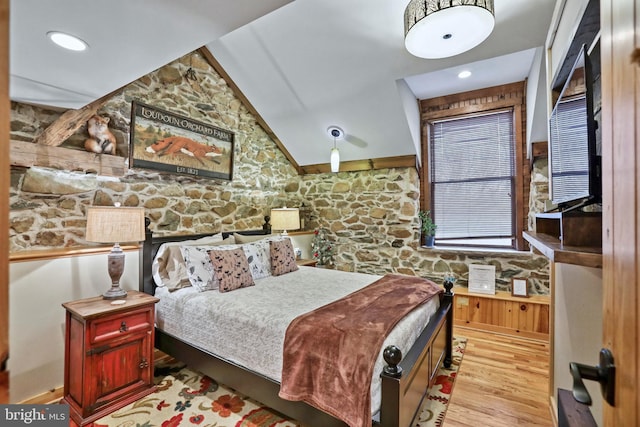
[458, 70, 472, 79]
[47, 31, 88, 51]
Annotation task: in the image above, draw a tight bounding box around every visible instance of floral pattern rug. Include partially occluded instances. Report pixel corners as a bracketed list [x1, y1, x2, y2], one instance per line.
[95, 337, 466, 427]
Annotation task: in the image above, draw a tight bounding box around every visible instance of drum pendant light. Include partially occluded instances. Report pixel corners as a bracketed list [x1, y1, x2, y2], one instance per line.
[404, 0, 495, 59]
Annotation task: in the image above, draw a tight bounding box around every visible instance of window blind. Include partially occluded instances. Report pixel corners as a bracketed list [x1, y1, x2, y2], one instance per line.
[549, 96, 590, 203]
[430, 110, 515, 243]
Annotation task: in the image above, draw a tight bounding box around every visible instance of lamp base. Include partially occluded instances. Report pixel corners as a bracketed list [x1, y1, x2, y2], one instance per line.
[102, 286, 128, 300]
[103, 244, 127, 299]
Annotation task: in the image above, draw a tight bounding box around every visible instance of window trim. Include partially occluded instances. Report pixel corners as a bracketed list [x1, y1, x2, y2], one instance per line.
[419, 83, 527, 251]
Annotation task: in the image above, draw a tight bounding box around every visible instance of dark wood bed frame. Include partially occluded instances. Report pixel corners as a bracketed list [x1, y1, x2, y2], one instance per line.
[139, 221, 454, 427]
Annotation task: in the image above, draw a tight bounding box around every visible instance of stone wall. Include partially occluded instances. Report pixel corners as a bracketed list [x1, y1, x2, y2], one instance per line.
[9, 50, 549, 295]
[10, 51, 303, 251]
[298, 167, 549, 295]
[528, 156, 550, 230]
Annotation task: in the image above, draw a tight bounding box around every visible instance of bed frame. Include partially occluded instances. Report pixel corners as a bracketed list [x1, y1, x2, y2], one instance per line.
[139, 221, 454, 427]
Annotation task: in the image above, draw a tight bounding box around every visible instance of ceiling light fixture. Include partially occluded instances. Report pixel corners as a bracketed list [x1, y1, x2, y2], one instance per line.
[47, 31, 88, 51]
[458, 70, 472, 79]
[404, 0, 495, 59]
[327, 126, 343, 173]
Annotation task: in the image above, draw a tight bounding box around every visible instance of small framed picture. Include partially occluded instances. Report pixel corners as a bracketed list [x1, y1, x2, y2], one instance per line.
[468, 264, 496, 295]
[511, 277, 529, 297]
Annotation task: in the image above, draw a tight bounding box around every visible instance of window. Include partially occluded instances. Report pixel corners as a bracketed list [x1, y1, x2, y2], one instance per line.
[420, 82, 527, 250]
[427, 109, 517, 248]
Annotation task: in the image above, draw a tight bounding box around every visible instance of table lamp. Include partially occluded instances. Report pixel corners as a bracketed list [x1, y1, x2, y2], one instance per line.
[270, 207, 300, 236]
[85, 205, 146, 299]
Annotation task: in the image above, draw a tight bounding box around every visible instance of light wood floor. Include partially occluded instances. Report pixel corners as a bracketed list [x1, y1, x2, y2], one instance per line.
[445, 326, 553, 426]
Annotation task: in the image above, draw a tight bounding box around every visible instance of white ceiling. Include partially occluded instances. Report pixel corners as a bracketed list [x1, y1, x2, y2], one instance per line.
[10, 0, 557, 167]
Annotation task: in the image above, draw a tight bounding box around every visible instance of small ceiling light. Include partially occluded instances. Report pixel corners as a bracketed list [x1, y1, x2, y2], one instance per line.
[458, 70, 472, 79]
[327, 126, 343, 173]
[47, 31, 88, 51]
[404, 0, 495, 59]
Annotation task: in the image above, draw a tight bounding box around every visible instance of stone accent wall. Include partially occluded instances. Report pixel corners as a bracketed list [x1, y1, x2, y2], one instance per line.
[528, 156, 550, 230]
[298, 167, 549, 295]
[9, 50, 549, 295]
[10, 51, 303, 250]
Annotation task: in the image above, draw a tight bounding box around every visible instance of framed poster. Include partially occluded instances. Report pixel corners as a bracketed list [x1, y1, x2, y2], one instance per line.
[468, 264, 496, 295]
[511, 277, 529, 297]
[129, 101, 234, 180]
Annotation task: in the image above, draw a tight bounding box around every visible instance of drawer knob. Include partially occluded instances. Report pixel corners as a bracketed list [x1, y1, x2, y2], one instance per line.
[119, 321, 128, 332]
[139, 358, 149, 369]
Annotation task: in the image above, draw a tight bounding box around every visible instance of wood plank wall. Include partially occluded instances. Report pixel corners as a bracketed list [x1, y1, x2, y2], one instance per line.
[419, 82, 529, 250]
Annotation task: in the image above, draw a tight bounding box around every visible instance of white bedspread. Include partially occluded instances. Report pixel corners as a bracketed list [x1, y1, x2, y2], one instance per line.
[154, 266, 440, 415]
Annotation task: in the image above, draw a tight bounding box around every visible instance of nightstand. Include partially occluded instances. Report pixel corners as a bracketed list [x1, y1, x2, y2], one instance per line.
[61, 291, 159, 426]
[296, 258, 317, 267]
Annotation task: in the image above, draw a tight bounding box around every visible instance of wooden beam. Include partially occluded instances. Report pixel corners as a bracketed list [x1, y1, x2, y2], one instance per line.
[33, 88, 121, 147]
[197, 47, 303, 175]
[531, 141, 549, 159]
[301, 155, 417, 174]
[10, 140, 127, 176]
[10, 244, 140, 263]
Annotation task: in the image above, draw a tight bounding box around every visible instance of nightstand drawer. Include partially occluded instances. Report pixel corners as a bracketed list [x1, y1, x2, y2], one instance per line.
[91, 308, 153, 344]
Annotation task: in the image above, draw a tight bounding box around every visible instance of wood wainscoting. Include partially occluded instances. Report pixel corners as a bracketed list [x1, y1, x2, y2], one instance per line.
[453, 287, 550, 342]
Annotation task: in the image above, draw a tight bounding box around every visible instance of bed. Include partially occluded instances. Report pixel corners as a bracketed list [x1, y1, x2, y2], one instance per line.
[139, 223, 454, 427]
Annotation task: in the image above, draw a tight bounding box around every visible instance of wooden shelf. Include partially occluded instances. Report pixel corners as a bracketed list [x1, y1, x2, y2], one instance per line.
[523, 231, 602, 268]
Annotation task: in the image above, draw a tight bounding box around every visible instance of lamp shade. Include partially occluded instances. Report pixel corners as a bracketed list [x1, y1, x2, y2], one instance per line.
[86, 206, 146, 243]
[404, 0, 495, 59]
[270, 208, 300, 232]
[330, 147, 340, 173]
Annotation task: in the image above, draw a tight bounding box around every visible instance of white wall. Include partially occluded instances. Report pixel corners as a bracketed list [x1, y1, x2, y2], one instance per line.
[554, 263, 602, 425]
[526, 46, 549, 156]
[8, 250, 140, 403]
[396, 78, 422, 166]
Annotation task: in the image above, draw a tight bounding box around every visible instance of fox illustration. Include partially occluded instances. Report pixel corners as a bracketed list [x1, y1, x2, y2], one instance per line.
[146, 136, 222, 159]
[84, 115, 116, 155]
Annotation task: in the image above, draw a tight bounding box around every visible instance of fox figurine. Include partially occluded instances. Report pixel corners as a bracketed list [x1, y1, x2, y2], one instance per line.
[84, 115, 116, 155]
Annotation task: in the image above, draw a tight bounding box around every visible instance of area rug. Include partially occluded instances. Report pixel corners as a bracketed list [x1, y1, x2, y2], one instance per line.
[94, 337, 466, 427]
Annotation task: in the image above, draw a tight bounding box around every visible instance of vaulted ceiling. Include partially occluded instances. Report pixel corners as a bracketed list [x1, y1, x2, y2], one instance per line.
[10, 0, 557, 170]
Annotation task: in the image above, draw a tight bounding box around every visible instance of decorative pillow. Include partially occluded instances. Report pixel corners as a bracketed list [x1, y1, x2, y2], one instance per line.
[152, 234, 227, 290]
[270, 238, 299, 276]
[153, 245, 191, 291]
[179, 236, 236, 292]
[241, 239, 272, 280]
[209, 247, 255, 292]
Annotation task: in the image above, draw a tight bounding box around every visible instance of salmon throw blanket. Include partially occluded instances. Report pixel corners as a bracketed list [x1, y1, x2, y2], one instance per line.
[278, 274, 442, 427]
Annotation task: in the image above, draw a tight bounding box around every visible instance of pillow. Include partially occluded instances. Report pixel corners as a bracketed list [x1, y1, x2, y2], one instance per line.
[153, 245, 191, 291]
[202, 239, 272, 281]
[152, 234, 227, 289]
[233, 233, 272, 244]
[179, 236, 236, 292]
[209, 247, 255, 292]
[241, 239, 272, 280]
[270, 239, 299, 276]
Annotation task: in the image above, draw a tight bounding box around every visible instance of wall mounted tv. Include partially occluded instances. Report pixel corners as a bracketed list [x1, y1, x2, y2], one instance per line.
[548, 43, 600, 210]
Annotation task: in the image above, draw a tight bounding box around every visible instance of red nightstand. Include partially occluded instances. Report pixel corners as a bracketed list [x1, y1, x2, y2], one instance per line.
[61, 291, 158, 426]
